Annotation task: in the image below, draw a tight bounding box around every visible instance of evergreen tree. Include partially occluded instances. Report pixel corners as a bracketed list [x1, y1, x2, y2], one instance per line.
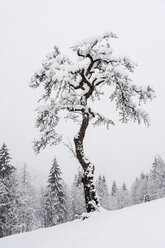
[63, 183, 74, 221]
[96, 175, 110, 210]
[122, 182, 127, 191]
[0, 144, 19, 237]
[130, 172, 150, 205]
[111, 181, 118, 196]
[110, 181, 118, 210]
[138, 172, 149, 203]
[130, 178, 140, 205]
[18, 164, 36, 232]
[44, 158, 66, 227]
[36, 186, 47, 228]
[70, 169, 86, 219]
[117, 182, 130, 209]
[149, 155, 165, 200]
[0, 143, 15, 179]
[44, 187, 53, 227]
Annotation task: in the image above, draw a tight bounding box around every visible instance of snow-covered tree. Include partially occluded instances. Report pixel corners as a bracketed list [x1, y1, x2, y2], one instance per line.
[70, 169, 86, 218]
[63, 183, 74, 221]
[138, 172, 150, 203]
[111, 181, 118, 196]
[0, 175, 19, 237]
[0, 145, 19, 237]
[96, 175, 110, 210]
[117, 182, 130, 209]
[44, 188, 53, 227]
[0, 143, 15, 179]
[122, 182, 127, 191]
[148, 155, 165, 200]
[36, 186, 47, 228]
[30, 32, 154, 212]
[130, 178, 140, 205]
[18, 164, 37, 232]
[110, 180, 119, 210]
[44, 158, 66, 227]
[130, 171, 150, 205]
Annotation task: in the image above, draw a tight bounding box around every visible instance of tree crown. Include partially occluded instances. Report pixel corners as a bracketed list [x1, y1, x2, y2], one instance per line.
[30, 32, 155, 153]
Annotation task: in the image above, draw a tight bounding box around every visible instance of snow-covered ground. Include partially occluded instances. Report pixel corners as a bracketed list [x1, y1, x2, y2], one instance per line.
[1, 198, 165, 248]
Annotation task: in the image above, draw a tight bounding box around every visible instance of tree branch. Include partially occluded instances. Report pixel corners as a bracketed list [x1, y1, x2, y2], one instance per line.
[63, 139, 77, 158]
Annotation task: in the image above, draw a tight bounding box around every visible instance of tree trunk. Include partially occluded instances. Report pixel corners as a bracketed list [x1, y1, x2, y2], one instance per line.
[74, 112, 99, 213]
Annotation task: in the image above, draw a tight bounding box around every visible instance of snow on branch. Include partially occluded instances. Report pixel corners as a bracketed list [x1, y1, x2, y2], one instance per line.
[110, 77, 155, 126]
[92, 112, 115, 129]
[34, 101, 62, 153]
[71, 32, 118, 59]
[63, 139, 77, 158]
[30, 32, 155, 152]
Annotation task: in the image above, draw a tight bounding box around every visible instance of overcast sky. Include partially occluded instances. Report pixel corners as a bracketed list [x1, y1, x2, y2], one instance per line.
[0, 0, 165, 188]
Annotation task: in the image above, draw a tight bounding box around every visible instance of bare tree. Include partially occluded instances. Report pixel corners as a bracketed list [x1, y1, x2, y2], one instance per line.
[30, 32, 154, 212]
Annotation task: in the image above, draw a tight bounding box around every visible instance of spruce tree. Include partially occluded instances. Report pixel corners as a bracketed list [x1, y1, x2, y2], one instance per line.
[36, 186, 47, 228]
[0, 143, 15, 179]
[130, 178, 140, 204]
[96, 175, 110, 210]
[117, 182, 130, 209]
[63, 183, 73, 221]
[18, 164, 36, 232]
[70, 169, 86, 218]
[149, 155, 165, 199]
[138, 172, 150, 203]
[44, 187, 53, 227]
[122, 182, 127, 191]
[0, 144, 18, 237]
[111, 181, 118, 196]
[110, 181, 118, 210]
[45, 158, 66, 226]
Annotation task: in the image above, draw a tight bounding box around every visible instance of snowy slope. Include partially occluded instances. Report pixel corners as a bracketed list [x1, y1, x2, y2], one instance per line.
[1, 198, 165, 248]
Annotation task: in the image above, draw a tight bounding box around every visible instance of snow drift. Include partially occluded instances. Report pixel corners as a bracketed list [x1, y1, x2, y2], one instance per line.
[1, 197, 165, 248]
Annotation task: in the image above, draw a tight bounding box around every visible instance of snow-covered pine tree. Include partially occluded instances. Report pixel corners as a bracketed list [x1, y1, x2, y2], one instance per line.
[111, 181, 118, 196]
[148, 155, 165, 200]
[130, 172, 150, 205]
[18, 164, 36, 232]
[4, 172, 21, 236]
[0, 144, 19, 237]
[117, 182, 130, 209]
[44, 187, 52, 227]
[110, 181, 118, 210]
[122, 182, 127, 191]
[44, 157, 66, 227]
[130, 178, 140, 205]
[96, 175, 102, 207]
[96, 175, 110, 210]
[138, 172, 150, 203]
[30, 32, 155, 212]
[63, 183, 73, 221]
[70, 169, 86, 219]
[36, 186, 47, 228]
[0, 143, 15, 179]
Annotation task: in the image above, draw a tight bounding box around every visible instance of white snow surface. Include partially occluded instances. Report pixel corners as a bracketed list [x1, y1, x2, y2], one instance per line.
[1, 198, 165, 248]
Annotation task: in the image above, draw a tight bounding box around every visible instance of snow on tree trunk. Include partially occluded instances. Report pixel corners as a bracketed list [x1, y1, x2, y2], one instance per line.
[74, 112, 98, 212]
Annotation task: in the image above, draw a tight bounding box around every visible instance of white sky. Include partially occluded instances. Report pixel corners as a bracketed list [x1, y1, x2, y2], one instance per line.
[0, 0, 165, 188]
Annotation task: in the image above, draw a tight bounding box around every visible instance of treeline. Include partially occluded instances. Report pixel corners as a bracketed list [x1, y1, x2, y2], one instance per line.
[1, 143, 165, 238]
[96, 155, 165, 210]
[0, 143, 85, 238]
